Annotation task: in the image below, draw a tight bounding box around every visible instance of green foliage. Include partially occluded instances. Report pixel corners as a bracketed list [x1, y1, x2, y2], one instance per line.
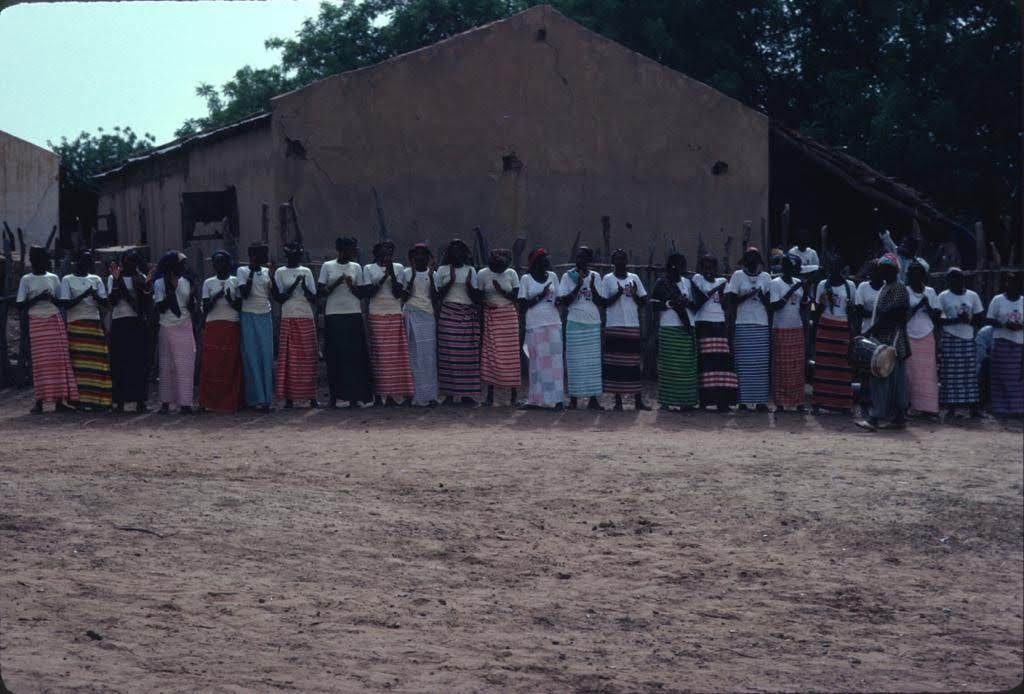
[47, 126, 156, 184]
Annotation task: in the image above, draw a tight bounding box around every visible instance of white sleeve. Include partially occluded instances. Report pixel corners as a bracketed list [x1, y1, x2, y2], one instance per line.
[15, 276, 29, 303]
[305, 268, 317, 292]
[815, 281, 826, 302]
[94, 276, 108, 299]
[509, 270, 520, 289]
[201, 279, 211, 299]
[726, 271, 739, 294]
[153, 279, 166, 303]
[106, 276, 115, 294]
[633, 274, 648, 298]
[971, 292, 983, 314]
[59, 277, 71, 301]
[927, 288, 940, 309]
[986, 297, 999, 320]
[317, 264, 329, 285]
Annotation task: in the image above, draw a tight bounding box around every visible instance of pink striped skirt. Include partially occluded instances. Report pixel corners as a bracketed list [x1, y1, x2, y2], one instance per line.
[275, 317, 318, 400]
[29, 314, 79, 403]
[368, 313, 414, 397]
[481, 303, 521, 388]
[158, 318, 195, 406]
[907, 334, 939, 414]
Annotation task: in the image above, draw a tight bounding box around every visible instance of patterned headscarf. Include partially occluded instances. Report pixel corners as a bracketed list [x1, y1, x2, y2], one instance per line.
[878, 252, 899, 268]
[528, 247, 548, 266]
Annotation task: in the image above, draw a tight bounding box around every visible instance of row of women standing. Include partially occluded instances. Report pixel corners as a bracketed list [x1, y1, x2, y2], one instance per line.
[13, 238, 1024, 419]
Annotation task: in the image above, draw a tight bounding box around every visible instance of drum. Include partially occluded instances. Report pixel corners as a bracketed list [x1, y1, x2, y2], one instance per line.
[870, 344, 897, 379]
[850, 335, 881, 370]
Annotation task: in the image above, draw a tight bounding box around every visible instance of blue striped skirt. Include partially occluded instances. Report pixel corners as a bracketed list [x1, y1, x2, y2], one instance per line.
[565, 321, 602, 397]
[734, 324, 769, 405]
[939, 332, 978, 406]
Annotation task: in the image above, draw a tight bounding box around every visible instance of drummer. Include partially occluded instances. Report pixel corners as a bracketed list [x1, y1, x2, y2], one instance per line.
[857, 253, 910, 431]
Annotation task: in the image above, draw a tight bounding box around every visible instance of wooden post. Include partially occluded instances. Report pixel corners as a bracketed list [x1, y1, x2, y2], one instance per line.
[601, 216, 611, 262]
[261, 203, 270, 245]
[742, 220, 752, 253]
[780, 203, 791, 250]
[760, 217, 768, 256]
[974, 221, 986, 299]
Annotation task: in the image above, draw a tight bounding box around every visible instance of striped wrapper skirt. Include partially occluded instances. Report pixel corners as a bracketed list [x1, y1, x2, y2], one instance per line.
[324, 313, 373, 404]
[28, 314, 79, 403]
[990, 337, 1023, 416]
[368, 313, 414, 398]
[771, 327, 805, 408]
[907, 334, 939, 414]
[939, 332, 978, 407]
[656, 325, 697, 407]
[696, 321, 738, 407]
[405, 308, 438, 404]
[437, 302, 481, 397]
[199, 320, 243, 413]
[733, 324, 770, 405]
[812, 314, 852, 410]
[603, 326, 643, 395]
[565, 321, 603, 397]
[67, 319, 112, 409]
[480, 303, 521, 389]
[525, 323, 564, 407]
[110, 316, 148, 404]
[275, 317, 319, 401]
[158, 318, 195, 407]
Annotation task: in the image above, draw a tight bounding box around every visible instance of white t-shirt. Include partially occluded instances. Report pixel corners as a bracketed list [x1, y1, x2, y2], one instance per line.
[601, 272, 647, 328]
[938, 289, 983, 341]
[906, 286, 940, 339]
[558, 269, 602, 325]
[768, 276, 804, 329]
[434, 265, 476, 305]
[363, 262, 405, 315]
[727, 270, 771, 326]
[519, 271, 561, 330]
[319, 260, 363, 315]
[202, 276, 240, 323]
[987, 293, 1024, 344]
[476, 267, 520, 307]
[788, 246, 820, 274]
[855, 281, 882, 335]
[153, 276, 192, 327]
[236, 266, 272, 314]
[16, 272, 60, 318]
[60, 273, 107, 322]
[275, 265, 316, 319]
[691, 275, 727, 323]
[107, 275, 139, 320]
[657, 277, 695, 328]
[816, 280, 856, 319]
[401, 267, 433, 315]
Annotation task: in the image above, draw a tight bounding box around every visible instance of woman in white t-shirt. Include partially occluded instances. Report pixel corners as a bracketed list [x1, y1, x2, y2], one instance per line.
[198, 250, 243, 413]
[318, 236, 373, 408]
[690, 254, 738, 412]
[236, 243, 275, 411]
[107, 250, 151, 412]
[650, 253, 697, 410]
[364, 240, 413, 406]
[518, 247, 563, 409]
[60, 249, 112, 410]
[811, 258, 857, 413]
[434, 239, 483, 404]
[986, 272, 1023, 416]
[273, 242, 320, 409]
[937, 267, 984, 416]
[725, 247, 772, 410]
[904, 260, 941, 415]
[854, 260, 884, 336]
[16, 245, 78, 413]
[558, 246, 604, 409]
[477, 248, 521, 406]
[598, 249, 650, 411]
[767, 253, 808, 412]
[401, 243, 439, 406]
[152, 250, 196, 413]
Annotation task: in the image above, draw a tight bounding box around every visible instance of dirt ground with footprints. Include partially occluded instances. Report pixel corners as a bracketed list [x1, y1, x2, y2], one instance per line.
[1, 387, 1021, 692]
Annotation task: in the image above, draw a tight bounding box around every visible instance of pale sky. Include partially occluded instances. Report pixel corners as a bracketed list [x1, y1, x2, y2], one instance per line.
[0, 1, 322, 150]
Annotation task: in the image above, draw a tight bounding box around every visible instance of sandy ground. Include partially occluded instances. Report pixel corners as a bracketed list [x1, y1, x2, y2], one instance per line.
[0, 386, 1021, 693]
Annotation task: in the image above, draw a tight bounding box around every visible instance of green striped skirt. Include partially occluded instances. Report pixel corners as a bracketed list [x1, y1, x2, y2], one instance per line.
[657, 325, 698, 407]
